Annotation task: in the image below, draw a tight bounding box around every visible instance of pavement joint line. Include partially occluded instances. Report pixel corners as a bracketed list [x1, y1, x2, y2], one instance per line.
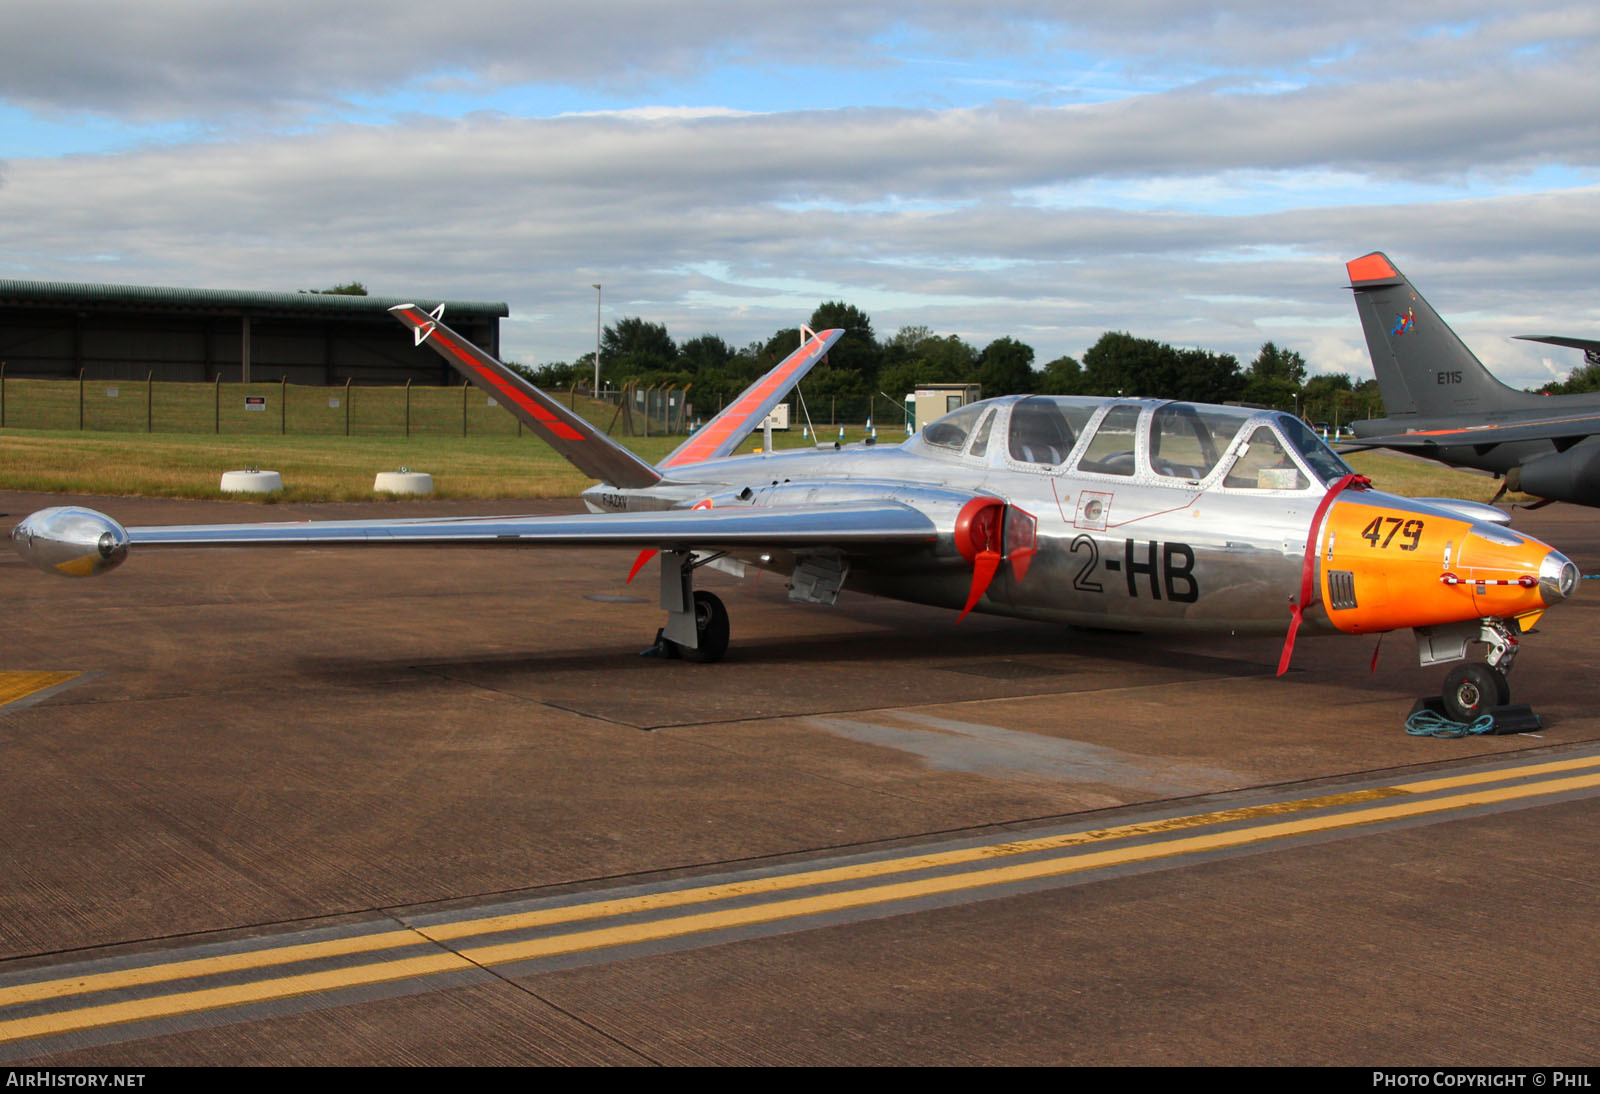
[3, 756, 1598, 1048]
[640, 668, 1283, 730]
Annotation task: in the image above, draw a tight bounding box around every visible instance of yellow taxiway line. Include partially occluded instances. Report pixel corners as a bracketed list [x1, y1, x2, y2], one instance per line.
[3, 752, 1597, 1048]
[0, 671, 80, 710]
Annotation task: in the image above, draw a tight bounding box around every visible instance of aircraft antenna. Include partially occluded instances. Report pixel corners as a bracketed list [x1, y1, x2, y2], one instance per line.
[795, 324, 821, 443]
[794, 380, 818, 445]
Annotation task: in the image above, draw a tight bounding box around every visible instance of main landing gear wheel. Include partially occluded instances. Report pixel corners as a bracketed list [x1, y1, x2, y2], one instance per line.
[677, 590, 730, 663]
[1442, 663, 1510, 722]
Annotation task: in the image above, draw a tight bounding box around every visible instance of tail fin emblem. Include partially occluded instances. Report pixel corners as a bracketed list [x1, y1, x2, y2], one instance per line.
[412, 303, 446, 347]
[1389, 307, 1415, 337]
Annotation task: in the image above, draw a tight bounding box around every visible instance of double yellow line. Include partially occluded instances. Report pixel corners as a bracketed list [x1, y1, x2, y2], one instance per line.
[5, 753, 1598, 1049]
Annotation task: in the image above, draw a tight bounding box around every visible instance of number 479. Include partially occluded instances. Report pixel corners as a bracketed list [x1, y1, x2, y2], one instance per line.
[1361, 516, 1423, 551]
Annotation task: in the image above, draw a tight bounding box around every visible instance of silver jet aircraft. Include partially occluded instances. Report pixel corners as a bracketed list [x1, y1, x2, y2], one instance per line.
[11, 304, 1579, 721]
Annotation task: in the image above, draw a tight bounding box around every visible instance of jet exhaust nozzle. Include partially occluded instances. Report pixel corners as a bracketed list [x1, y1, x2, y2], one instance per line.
[11, 507, 130, 577]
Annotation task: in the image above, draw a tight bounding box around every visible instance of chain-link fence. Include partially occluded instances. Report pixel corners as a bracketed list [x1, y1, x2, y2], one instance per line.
[0, 372, 917, 442]
[781, 390, 914, 433]
[588, 385, 696, 437]
[0, 374, 644, 437]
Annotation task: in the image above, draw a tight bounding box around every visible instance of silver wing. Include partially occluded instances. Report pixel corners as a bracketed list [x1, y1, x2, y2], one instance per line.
[11, 503, 938, 577]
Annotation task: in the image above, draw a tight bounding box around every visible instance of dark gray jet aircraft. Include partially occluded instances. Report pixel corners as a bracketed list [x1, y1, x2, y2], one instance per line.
[1346, 251, 1600, 507]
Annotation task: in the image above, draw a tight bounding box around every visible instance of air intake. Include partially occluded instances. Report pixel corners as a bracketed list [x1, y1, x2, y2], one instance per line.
[1328, 570, 1359, 611]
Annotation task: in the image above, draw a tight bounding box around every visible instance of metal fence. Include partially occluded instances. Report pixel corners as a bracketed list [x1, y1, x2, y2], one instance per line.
[0, 372, 642, 438]
[0, 371, 915, 440]
[589, 385, 695, 437]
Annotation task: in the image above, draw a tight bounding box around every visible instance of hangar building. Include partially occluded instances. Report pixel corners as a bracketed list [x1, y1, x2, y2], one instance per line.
[0, 279, 509, 386]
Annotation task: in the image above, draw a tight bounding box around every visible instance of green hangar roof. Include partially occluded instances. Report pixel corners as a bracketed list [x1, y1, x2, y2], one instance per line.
[0, 279, 509, 319]
[0, 278, 510, 384]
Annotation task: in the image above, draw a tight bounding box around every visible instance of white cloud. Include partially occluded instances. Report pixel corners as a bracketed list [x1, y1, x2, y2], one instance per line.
[0, 3, 1597, 392]
[3, 2, 1591, 120]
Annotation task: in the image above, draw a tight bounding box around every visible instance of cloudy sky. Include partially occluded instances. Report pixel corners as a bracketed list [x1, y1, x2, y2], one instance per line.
[2, 2, 1597, 387]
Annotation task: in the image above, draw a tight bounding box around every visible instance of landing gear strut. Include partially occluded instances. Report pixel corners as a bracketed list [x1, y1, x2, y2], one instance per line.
[1417, 617, 1522, 725]
[641, 550, 731, 662]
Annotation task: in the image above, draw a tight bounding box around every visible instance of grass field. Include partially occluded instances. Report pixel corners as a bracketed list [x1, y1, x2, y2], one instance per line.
[0, 377, 690, 500]
[0, 430, 610, 501]
[0, 416, 1512, 504]
[1341, 451, 1522, 503]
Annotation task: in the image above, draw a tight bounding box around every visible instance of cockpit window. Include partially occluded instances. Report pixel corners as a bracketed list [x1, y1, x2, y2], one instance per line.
[1278, 415, 1354, 485]
[968, 409, 996, 457]
[1223, 427, 1309, 491]
[1148, 404, 1254, 480]
[920, 402, 985, 450]
[1076, 404, 1143, 476]
[1007, 397, 1077, 465]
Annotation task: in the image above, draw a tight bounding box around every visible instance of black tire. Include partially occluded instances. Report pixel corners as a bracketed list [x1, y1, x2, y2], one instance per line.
[1490, 665, 1512, 707]
[677, 590, 730, 663]
[1442, 663, 1502, 722]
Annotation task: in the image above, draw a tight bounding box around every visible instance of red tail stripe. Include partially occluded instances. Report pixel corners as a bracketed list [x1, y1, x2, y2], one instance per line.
[662, 334, 827, 467]
[428, 325, 585, 442]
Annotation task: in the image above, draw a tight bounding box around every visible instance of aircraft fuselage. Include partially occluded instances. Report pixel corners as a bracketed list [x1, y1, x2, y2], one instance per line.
[580, 395, 1570, 639]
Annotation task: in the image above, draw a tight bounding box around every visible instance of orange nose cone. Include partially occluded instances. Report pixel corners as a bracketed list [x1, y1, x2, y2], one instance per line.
[1454, 529, 1574, 616]
[1318, 499, 1573, 634]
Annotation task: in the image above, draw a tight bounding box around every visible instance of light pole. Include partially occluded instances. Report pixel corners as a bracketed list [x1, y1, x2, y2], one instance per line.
[592, 283, 602, 395]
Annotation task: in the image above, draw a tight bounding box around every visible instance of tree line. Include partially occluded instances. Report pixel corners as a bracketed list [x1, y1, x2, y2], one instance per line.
[518, 300, 1386, 426]
[1533, 357, 1600, 395]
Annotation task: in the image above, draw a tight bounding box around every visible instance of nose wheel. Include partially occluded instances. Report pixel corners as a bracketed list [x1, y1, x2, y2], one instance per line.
[1427, 617, 1519, 723]
[1441, 662, 1511, 722]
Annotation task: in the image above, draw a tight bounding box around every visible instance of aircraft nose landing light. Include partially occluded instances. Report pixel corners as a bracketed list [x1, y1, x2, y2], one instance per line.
[1538, 551, 1579, 605]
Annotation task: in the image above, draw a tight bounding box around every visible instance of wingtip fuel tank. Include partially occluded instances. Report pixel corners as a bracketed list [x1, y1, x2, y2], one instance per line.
[11, 507, 130, 577]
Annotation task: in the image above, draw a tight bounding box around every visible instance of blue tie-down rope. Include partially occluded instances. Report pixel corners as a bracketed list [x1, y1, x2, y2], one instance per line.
[1405, 710, 1498, 738]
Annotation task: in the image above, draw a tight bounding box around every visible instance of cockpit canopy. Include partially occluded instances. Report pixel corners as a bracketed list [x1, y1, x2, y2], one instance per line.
[909, 395, 1351, 491]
